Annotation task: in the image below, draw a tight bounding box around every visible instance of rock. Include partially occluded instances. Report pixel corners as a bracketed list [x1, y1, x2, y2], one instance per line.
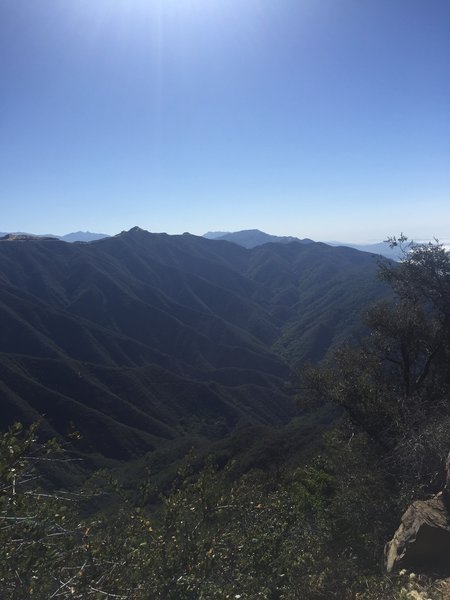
[385, 492, 450, 573]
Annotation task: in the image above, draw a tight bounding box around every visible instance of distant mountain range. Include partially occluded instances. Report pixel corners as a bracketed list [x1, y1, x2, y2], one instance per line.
[203, 229, 313, 248]
[0, 229, 402, 258]
[0, 231, 109, 243]
[0, 227, 387, 464]
[203, 229, 402, 259]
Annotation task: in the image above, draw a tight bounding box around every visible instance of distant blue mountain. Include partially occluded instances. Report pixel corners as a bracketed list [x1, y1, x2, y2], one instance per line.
[327, 241, 403, 260]
[203, 231, 230, 240]
[203, 229, 313, 249]
[59, 231, 109, 243]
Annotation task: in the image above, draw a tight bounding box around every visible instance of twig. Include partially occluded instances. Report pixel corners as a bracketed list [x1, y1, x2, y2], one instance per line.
[49, 561, 87, 599]
[88, 586, 129, 598]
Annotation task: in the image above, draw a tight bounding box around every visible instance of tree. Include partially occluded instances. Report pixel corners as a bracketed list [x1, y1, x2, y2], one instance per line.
[0, 421, 151, 599]
[379, 236, 450, 395]
[0, 421, 83, 598]
[301, 238, 450, 485]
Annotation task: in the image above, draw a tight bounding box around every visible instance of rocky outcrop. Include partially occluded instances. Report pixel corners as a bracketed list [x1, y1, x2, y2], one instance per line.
[385, 454, 450, 574]
[385, 493, 450, 573]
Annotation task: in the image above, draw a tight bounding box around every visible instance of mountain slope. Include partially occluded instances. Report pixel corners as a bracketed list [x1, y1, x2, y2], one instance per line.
[0, 228, 386, 460]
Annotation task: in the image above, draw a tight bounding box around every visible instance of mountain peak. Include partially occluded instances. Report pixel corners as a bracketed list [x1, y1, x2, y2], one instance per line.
[118, 226, 148, 237]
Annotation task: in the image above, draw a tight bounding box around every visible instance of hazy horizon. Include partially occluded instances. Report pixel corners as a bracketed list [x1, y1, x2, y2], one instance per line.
[2, 225, 450, 248]
[1, 1, 449, 241]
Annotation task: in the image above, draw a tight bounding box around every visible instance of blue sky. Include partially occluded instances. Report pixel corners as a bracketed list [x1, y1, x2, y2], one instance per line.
[0, 0, 449, 242]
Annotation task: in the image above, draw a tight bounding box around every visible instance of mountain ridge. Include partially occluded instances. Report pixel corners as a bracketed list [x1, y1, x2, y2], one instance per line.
[202, 229, 402, 258]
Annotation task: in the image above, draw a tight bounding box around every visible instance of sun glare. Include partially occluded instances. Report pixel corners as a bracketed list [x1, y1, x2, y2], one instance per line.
[65, 0, 247, 45]
[79, 0, 230, 21]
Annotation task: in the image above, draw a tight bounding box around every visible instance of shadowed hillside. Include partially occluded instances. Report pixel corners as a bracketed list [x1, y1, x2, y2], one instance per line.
[0, 227, 386, 460]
